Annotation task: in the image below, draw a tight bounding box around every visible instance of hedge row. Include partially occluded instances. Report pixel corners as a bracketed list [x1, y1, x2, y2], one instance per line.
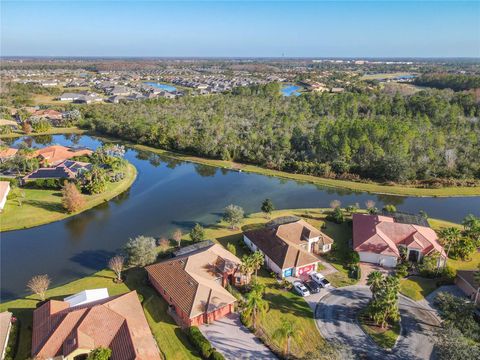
[186, 326, 225, 360]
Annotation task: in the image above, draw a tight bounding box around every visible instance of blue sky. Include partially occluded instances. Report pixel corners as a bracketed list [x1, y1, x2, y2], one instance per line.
[1, 1, 479, 57]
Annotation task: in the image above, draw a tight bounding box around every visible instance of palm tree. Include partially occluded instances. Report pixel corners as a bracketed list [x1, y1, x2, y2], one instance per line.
[439, 227, 462, 258]
[251, 251, 264, 279]
[240, 255, 255, 283]
[244, 286, 268, 331]
[272, 318, 299, 358]
[366, 271, 384, 301]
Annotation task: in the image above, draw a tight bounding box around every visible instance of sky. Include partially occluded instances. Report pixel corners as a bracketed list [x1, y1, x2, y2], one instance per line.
[1, 1, 479, 58]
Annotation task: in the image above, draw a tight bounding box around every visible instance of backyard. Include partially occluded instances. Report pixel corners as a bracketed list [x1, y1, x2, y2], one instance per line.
[0, 268, 201, 360]
[0, 163, 137, 231]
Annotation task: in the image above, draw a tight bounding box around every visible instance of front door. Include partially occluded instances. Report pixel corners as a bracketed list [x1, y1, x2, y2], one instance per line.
[408, 249, 420, 262]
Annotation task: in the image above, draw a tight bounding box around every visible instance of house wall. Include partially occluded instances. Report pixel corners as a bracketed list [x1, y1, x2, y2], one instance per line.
[358, 252, 397, 267]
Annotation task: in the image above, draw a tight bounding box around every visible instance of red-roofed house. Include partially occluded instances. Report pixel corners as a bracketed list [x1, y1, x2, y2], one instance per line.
[352, 213, 446, 267]
[31, 290, 160, 360]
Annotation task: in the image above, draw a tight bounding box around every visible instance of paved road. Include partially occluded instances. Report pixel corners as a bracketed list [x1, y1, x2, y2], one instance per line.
[200, 313, 277, 360]
[316, 285, 440, 360]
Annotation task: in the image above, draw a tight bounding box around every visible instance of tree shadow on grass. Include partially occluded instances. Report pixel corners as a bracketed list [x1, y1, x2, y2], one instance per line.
[23, 199, 64, 213]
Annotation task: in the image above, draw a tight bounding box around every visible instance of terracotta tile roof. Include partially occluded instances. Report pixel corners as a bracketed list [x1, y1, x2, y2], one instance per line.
[0, 312, 12, 358]
[0, 147, 18, 159]
[32, 145, 93, 166]
[352, 214, 445, 258]
[32, 291, 160, 360]
[244, 219, 321, 270]
[146, 244, 238, 319]
[33, 109, 63, 119]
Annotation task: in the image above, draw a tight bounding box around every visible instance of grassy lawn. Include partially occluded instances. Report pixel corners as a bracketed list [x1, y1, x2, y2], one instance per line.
[0, 268, 201, 360]
[358, 309, 400, 349]
[0, 127, 87, 139]
[399, 276, 438, 301]
[0, 163, 137, 231]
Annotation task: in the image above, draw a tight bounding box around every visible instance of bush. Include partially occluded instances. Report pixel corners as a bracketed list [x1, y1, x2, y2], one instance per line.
[396, 262, 409, 278]
[348, 264, 361, 280]
[23, 178, 64, 189]
[326, 207, 345, 224]
[210, 350, 225, 360]
[187, 326, 213, 359]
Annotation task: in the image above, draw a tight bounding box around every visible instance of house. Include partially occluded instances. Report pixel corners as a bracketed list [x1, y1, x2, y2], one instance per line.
[0, 181, 11, 211]
[32, 145, 93, 166]
[22, 160, 92, 182]
[0, 311, 13, 360]
[31, 290, 161, 360]
[352, 213, 446, 268]
[0, 147, 18, 162]
[455, 270, 480, 306]
[32, 109, 63, 121]
[243, 218, 329, 278]
[146, 243, 243, 327]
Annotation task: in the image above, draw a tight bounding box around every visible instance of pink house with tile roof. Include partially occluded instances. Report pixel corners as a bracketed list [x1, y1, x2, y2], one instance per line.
[353, 214, 446, 267]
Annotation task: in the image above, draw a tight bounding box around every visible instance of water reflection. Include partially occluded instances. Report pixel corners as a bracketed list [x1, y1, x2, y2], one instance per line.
[1, 134, 479, 300]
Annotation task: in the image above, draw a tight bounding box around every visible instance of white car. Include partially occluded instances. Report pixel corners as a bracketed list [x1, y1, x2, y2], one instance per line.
[293, 281, 311, 297]
[309, 272, 325, 285]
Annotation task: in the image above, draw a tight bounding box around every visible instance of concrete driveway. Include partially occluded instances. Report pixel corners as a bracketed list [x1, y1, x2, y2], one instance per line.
[200, 313, 277, 359]
[315, 285, 441, 360]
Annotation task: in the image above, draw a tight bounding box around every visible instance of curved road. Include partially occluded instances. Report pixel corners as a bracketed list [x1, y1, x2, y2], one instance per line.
[316, 285, 440, 360]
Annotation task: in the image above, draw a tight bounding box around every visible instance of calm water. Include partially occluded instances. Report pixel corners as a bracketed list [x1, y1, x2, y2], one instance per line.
[144, 82, 177, 92]
[1, 134, 479, 300]
[281, 85, 301, 96]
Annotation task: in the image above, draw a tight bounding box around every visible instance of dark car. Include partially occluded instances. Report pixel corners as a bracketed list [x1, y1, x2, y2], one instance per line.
[305, 280, 321, 294]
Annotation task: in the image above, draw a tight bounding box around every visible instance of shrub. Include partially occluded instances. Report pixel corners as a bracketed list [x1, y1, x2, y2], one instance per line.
[396, 262, 409, 278]
[326, 207, 345, 224]
[87, 347, 112, 360]
[226, 242, 236, 256]
[23, 178, 63, 189]
[123, 235, 157, 267]
[210, 350, 225, 360]
[187, 326, 213, 359]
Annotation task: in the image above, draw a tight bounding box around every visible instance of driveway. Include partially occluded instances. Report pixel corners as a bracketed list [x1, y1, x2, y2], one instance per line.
[315, 285, 441, 360]
[199, 313, 277, 359]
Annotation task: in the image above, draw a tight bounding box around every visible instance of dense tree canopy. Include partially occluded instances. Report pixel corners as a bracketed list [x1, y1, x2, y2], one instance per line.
[79, 86, 480, 184]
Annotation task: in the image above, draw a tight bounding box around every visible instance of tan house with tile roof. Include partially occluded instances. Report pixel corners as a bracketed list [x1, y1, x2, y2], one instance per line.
[243, 219, 332, 278]
[31, 291, 160, 360]
[146, 243, 242, 327]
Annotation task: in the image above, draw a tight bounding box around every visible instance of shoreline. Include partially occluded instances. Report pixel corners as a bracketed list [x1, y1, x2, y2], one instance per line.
[3, 127, 480, 197]
[0, 162, 137, 232]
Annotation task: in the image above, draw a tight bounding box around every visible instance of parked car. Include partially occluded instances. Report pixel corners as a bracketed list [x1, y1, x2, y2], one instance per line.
[319, 278, 331, 288]
[309, 272, 325, 285]
[293, 281, 310, 297]
[305, 280, 321, 294]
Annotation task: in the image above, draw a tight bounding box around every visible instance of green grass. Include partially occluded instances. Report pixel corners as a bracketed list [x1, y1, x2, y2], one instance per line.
[358, 309, 400, 349]
[399, 276, 438, 301]
[0, 268, 200, 360]
[0, 127, 87, 139]
[0, 163, 137, 231]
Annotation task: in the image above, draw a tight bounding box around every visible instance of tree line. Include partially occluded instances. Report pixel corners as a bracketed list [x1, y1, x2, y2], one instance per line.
[75, 85, 480, 184]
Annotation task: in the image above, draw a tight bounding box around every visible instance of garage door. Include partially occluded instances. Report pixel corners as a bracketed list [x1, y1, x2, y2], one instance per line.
[283, 268, 293, 277]
[296, 264, 315, 276]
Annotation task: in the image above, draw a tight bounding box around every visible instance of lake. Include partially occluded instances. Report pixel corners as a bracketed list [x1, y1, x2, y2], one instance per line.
[144, 82, 177, 92]
[1, 134, 479, 300]
[281, 85, 301, 96]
